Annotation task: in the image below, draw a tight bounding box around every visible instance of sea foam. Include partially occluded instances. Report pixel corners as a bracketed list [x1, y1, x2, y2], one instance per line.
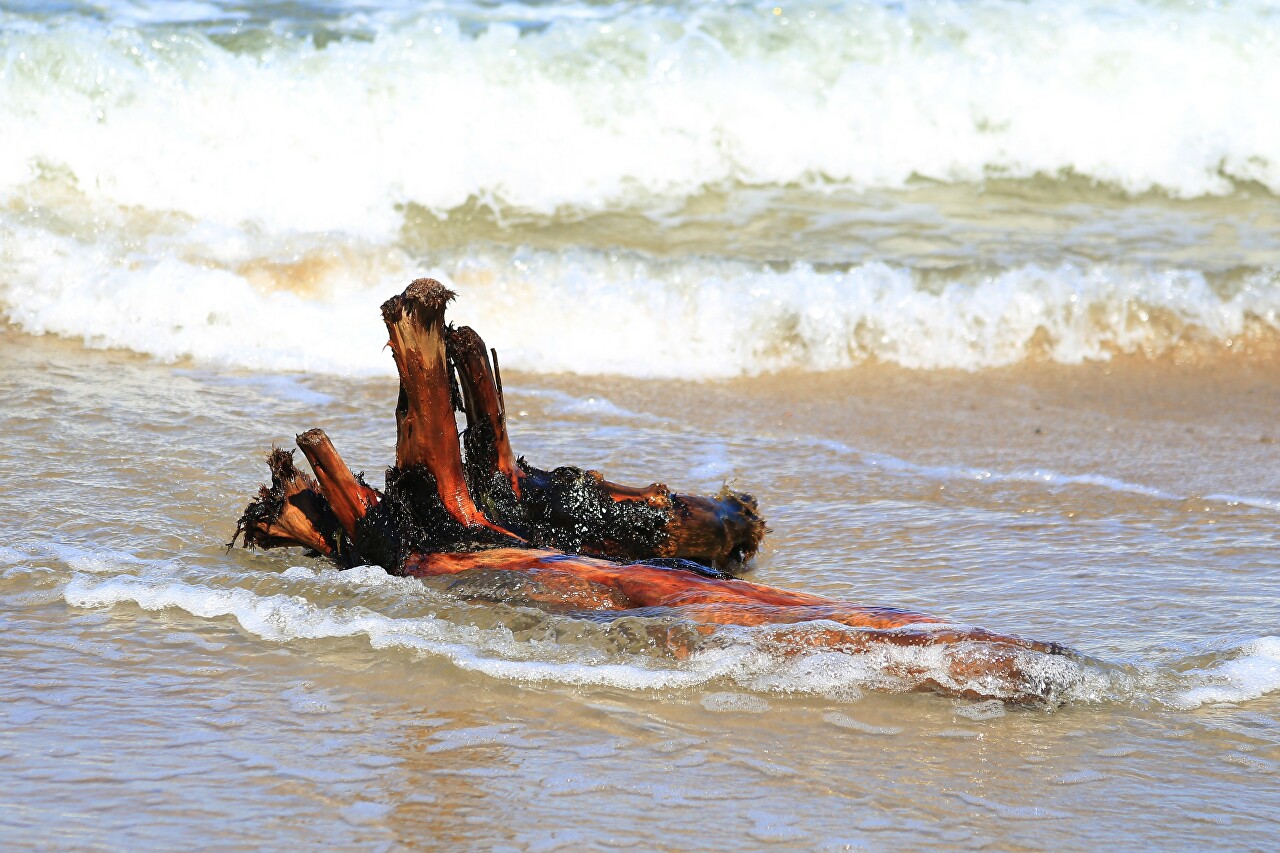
[2, 0, 1280, 231]
[61, 568, 1102, 702]
[3, 1, 1280, 375]
[1171, 637, 1280, 709]
[4, 230, 1278, 376]
[34, 544, 1274, 709]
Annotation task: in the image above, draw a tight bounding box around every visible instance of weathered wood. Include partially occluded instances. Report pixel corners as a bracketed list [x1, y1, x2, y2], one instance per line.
[447, 323, 766, 571]
[231, 448, 337, 555]
[447, 324, 523, 499]
[232, 278, 1076, 702]
[402, 548, 1068, 701]
[381, 280, 521, 540]
[295, 428, 379, 539]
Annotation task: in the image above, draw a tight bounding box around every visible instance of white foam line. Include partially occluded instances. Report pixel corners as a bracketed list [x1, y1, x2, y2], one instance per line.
[1170, 637, 1280, 709]
[7, 1, 1280, 223]
[173, 370, 336, 406]
[61, 572, 711, 690]
[812, 438, 1275, 510]
[0, 544, 32, 566]
[1204, 494, 1280, 512]
[6, 217, 1280, 378]
[12, 540, 171, 574]
[62, 570, 1105, 701]
[506, 386, 670, 425]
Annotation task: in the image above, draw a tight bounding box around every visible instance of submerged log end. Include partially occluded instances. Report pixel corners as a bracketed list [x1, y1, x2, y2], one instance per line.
[663, 487, 768, 570]
[510, 466, 766, 571]
[230, 448, 337, 556]
[764, 623, 1073, 703]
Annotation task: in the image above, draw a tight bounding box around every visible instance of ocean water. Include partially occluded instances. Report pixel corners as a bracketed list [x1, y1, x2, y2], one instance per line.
[3, 0, 1280, 376]
[2, 0, 1279, 849]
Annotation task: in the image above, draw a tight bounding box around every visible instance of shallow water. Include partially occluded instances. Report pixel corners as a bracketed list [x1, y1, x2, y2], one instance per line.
[2, 327, 1279, 849]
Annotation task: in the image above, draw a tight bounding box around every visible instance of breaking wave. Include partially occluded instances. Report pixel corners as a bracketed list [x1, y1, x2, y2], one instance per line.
[3, 0, 1280, 375]
[3, 0, 1280, 232]
[4, 232, 1278, 375]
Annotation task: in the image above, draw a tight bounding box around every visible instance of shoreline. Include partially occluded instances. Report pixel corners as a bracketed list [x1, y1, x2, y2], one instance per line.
[4, 320, 1278, 499]
[511, 355, 1280, 500]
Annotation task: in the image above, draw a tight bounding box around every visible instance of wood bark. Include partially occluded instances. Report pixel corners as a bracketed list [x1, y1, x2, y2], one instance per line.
[380, 280, 516, 539]
[232, 448, 337, 556]
[295, 428, 379, 539]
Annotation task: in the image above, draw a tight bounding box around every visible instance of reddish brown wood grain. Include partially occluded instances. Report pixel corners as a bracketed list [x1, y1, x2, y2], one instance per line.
[402, 547, 1065, 699]
[382, 280, 521, 540]
[448, 324, 524, 499]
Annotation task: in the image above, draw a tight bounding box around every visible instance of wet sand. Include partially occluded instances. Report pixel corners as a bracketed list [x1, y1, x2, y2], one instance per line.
[523, 355, 1280, 499]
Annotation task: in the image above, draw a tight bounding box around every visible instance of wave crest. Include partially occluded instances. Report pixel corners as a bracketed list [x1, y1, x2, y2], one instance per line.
[2, 0, 1280, 234]
[4, 229, 1277, 375]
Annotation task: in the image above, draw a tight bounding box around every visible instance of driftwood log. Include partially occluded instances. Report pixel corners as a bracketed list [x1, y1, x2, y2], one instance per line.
[233, 279, 1073, 702]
